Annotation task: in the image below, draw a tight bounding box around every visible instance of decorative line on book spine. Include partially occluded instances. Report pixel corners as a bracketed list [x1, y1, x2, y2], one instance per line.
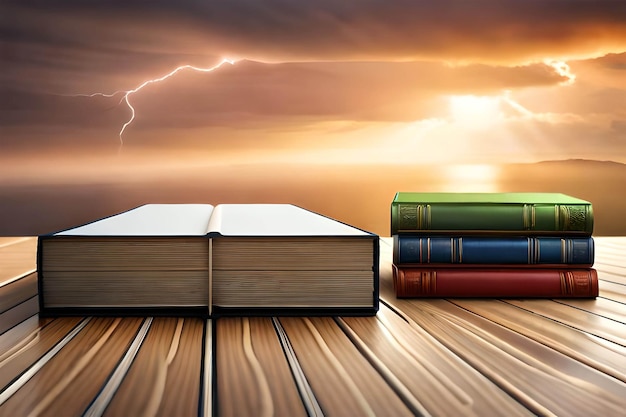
[560, 271, 580, 295]
[523, 204, 535, 230]
[561, 205, 569, 231]
[555, 204, 560, 232]
[417, 205, 423, 229]
[561, 239, 567, 263]
[450, 238, 454, 263]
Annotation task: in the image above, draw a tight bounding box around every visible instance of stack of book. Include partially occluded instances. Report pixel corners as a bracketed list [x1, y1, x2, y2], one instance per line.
[391, 192, 599, 298]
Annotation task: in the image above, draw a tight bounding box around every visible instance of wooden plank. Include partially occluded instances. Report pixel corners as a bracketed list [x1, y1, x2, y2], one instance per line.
[0, 317, 82, 390]
[341, 306, 533, 416]
[594, 237, 626, 281]
[0, 317, 143, 417]
[504, 299, 626, 347]
[0, 316, 49, 356]
[554, 298, 626, 324]
[593, 237, 626, 251]
[384, 299, 626, 416]
[599, 281, 626, 302]
[453, 299, 626, 382]
[0, 296, 38, 336]
[0, 238, 37, 285]
[103, 318, 204, 417]
[279, 316, 415, 417]
[0, 238, 32, 248]
[0, 273, 37, 314]
[216, 318, 307, 417]
[597, 270, 626, 286]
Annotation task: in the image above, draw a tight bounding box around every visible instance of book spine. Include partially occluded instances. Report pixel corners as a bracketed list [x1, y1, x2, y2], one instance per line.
[394, 236, 594, 266]
[391, 202, 593, 235]
[392, 265, 598, 298]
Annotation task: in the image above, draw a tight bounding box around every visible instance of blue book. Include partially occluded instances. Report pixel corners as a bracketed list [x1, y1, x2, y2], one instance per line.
[394, 236, 594, 267]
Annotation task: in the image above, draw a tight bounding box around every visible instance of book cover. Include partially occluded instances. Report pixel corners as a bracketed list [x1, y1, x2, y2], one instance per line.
[38, 204, 379, 317]
[394, 235, 594, 267]
[393, 265, 598, 298]
[391, 192, 593, 235]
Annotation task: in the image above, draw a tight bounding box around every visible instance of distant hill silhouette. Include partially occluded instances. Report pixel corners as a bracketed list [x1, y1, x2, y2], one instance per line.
[534, 159, 626, 168]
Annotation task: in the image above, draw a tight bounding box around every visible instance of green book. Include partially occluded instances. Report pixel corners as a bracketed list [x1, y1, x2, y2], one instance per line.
[391, 192, 593, 235]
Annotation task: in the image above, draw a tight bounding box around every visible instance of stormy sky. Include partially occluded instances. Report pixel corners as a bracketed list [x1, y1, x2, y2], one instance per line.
[2, 0, 626, 176]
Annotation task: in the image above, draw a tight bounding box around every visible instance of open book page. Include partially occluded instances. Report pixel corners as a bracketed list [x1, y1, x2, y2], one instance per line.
[55, 204, 214, 236]
[206, 204, 372, 236]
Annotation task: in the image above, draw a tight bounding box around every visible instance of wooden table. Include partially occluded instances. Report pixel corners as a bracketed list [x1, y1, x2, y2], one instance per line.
[1, 237, 625, 416]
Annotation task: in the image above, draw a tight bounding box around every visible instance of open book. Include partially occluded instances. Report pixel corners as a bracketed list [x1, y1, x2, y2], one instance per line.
[38, 204, 379, 317]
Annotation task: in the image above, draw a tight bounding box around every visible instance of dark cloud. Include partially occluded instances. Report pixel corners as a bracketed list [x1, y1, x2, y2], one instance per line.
[588, 52, 626, 70]
[0, 60, 569, 135]
[1, 1, 625, 162]
[3, 1, 626, 67]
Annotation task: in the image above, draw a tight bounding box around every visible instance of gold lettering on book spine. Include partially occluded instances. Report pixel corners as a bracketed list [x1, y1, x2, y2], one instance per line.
[398, 204, 432, 230]
[559, 205, 588, 231]
[399, 205, 419, 230]
[572, 270, 591, 295]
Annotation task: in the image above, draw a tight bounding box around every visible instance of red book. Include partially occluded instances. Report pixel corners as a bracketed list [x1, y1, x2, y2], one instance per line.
[393, 265, 598, 298]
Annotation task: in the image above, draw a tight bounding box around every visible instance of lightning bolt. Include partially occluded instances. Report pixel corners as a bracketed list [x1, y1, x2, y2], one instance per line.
[77, 58, 237, 149]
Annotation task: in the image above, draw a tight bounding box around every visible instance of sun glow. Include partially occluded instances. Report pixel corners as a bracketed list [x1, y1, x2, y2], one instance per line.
[443, 164, 500, 192]
[448, 95, 502, 127]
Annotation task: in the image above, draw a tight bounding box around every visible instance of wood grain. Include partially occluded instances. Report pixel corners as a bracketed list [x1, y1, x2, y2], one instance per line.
[384, 299, 626, 415]
[216, 317, 307, 417]
[103, 318, 204, 417]
[341, 306, 533, 416]
[0, 317, 82, 390]
[0, 317, 143, 417]
[452, 299, 626, 381]
[0, 273, 37, 314]
[279, 316, 414, 417]
[0, 238, 36, 286]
